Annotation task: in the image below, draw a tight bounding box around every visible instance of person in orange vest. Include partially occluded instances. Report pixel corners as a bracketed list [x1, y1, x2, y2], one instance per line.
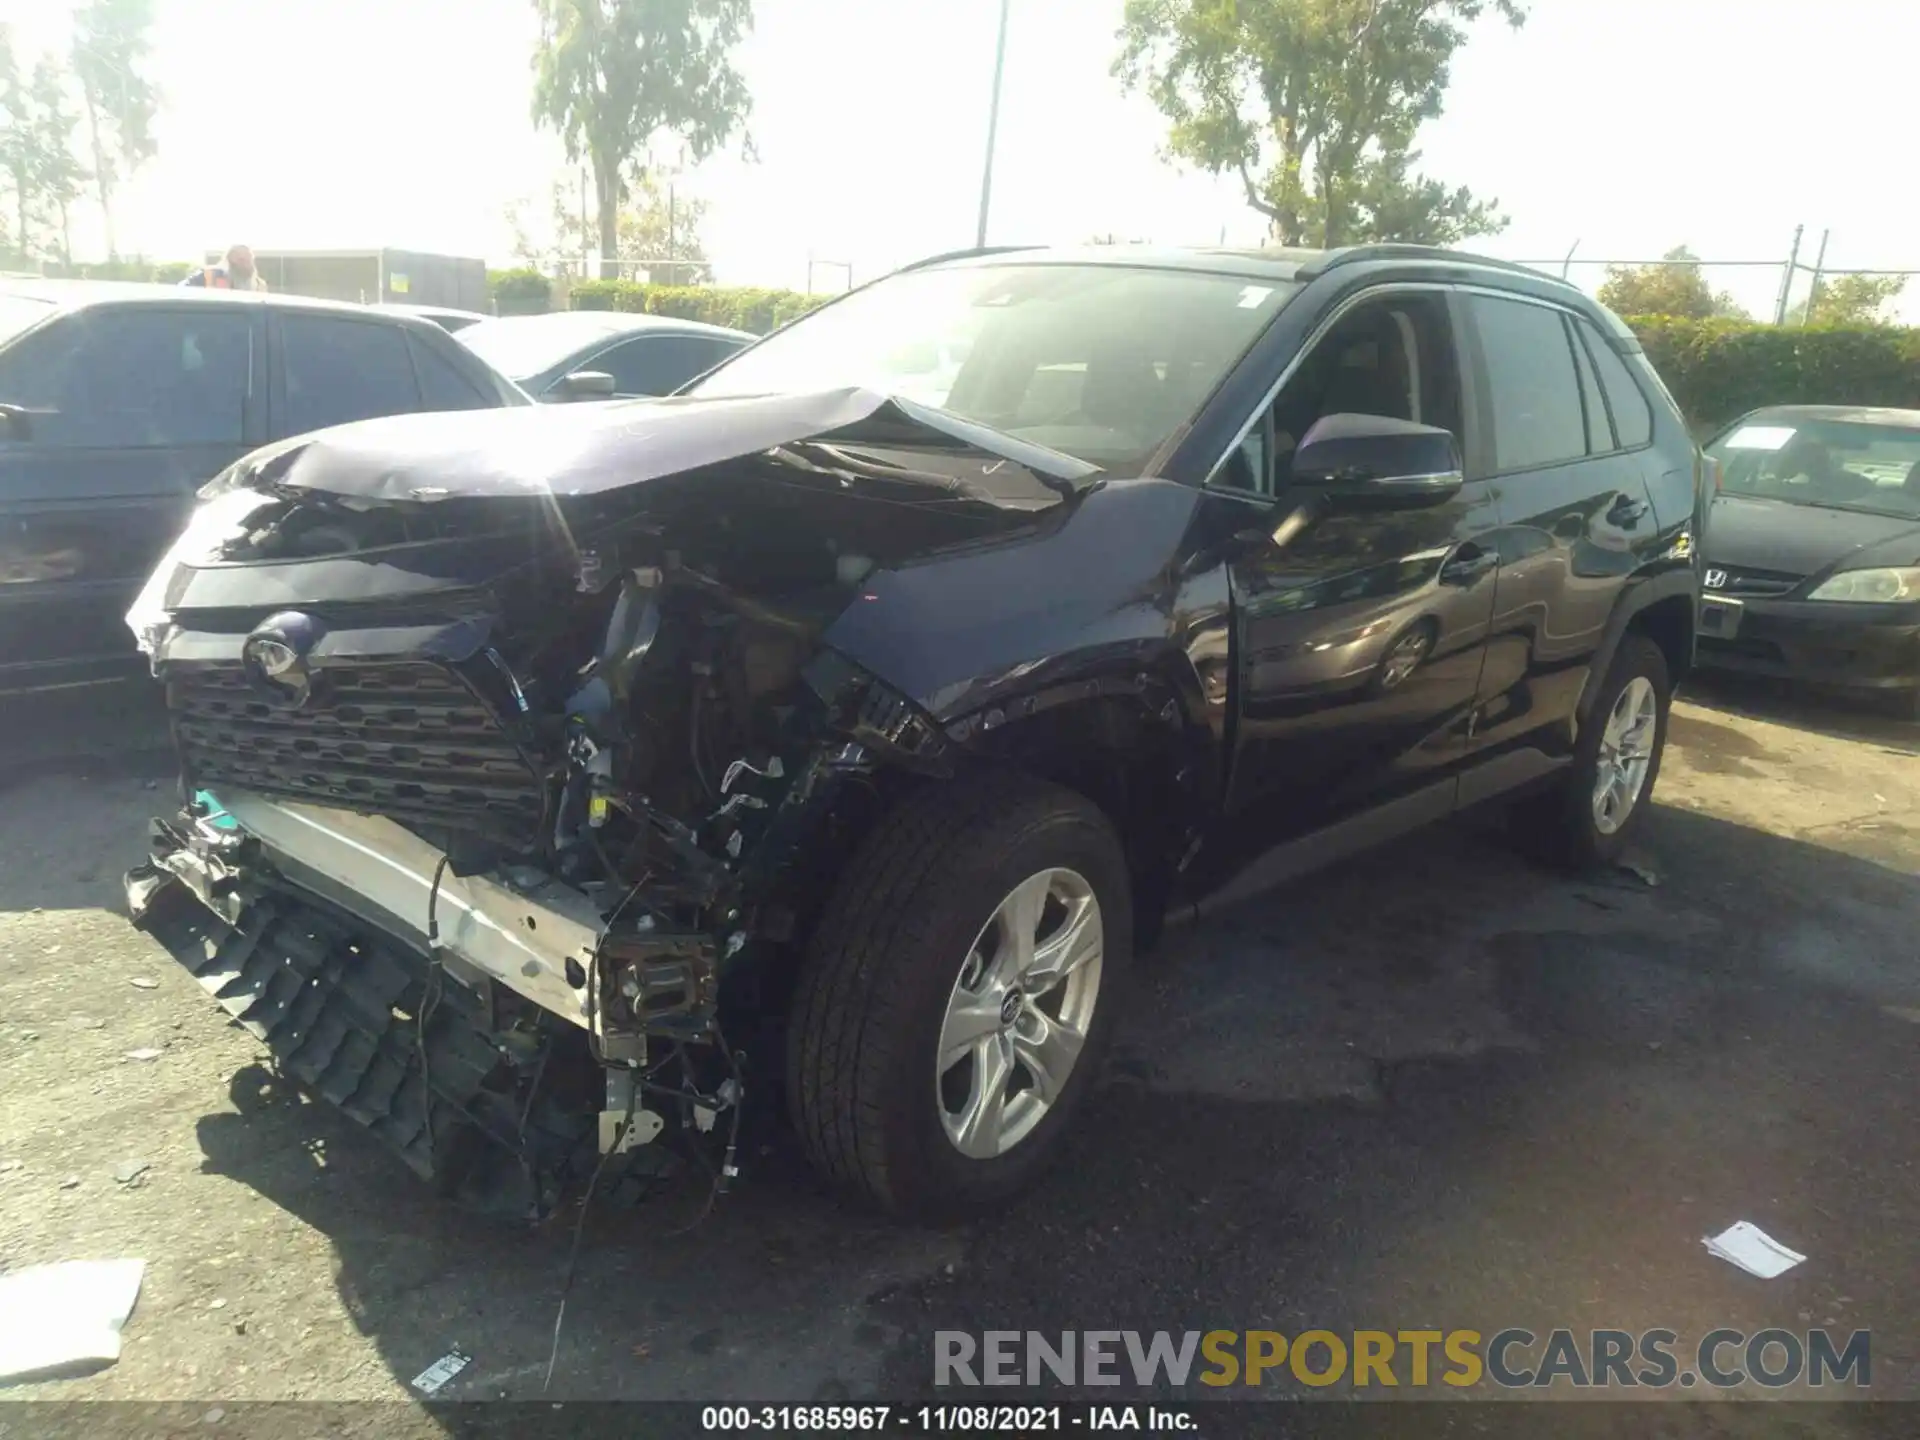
[180, 244, 268, 291]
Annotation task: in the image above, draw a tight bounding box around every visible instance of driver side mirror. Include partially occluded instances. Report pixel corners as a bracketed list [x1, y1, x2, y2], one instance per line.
[1290, 413, 1464, 511]
[549, 369, 617, 402]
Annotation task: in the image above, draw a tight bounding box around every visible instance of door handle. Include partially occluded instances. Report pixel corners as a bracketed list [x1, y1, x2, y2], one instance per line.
[1609, 495, 1651, 525]
[1439, 546, 1497, 586]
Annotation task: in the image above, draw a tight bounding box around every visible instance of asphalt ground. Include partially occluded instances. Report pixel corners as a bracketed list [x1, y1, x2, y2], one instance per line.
[0, 670, 1914, 1438]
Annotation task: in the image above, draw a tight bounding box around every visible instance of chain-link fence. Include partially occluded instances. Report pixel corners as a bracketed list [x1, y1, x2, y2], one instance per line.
[1499, 235, 1920, 326]
[513, 254, 715, 287]
[504, 253, 860, 294]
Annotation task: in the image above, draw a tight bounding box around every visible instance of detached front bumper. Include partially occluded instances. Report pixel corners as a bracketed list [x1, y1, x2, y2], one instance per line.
[1695, 595, 1920, 692]
[125, 790, 639, 1219]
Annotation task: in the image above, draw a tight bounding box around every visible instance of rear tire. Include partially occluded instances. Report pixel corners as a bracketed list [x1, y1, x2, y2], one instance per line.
[787, 776, 1131, 1219]
[1512, 634, 1672, 870]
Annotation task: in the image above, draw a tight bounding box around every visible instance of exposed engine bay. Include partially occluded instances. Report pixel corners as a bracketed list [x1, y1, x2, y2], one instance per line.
[125, 389, 1095, 1220]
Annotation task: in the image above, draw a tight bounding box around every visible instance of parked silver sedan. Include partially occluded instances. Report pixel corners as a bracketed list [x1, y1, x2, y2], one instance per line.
[457, 311, 754, 402]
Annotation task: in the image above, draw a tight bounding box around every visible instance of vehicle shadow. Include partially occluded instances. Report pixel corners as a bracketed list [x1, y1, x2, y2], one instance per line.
[0, 677, 174, 787]
[190, 1062, 961, 1403]
[183, 797, 1920, 1414]
[1681, 670, 1920, 756]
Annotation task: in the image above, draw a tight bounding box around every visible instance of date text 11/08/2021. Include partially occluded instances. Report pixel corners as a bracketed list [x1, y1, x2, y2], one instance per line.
[701, 1407, 1193, 1432]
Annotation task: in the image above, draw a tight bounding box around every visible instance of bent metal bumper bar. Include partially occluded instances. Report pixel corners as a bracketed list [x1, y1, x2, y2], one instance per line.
[134, 789, 603, 1027]
[124, 790, 623, 1219]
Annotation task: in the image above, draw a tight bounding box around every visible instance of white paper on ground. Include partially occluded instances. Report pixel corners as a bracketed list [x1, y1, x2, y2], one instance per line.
[411, 1350, 472, 1395]
[0, 1259, 146, 1384]
[1703, 1222, 1807, 1278]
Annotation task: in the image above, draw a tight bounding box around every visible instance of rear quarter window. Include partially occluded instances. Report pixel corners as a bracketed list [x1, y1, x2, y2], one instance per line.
[1579, 320, 1655, 447]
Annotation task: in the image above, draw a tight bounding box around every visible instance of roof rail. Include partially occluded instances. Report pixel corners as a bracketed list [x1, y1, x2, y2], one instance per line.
[896, 244, 1044, 273]
[1300, 244, 1577, 287]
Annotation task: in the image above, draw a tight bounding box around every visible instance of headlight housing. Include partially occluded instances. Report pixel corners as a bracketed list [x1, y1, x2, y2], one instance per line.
[125, 487, 273, 659]
[1805, 566, 1920, 604]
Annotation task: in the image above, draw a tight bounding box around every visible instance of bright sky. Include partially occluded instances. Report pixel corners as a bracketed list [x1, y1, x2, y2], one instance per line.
[3, 0, 1917, 318]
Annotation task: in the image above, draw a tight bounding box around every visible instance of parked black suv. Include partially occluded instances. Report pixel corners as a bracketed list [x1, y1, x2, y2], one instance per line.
[124, 245, 1703, 1222]
[0, 282, 526, 692]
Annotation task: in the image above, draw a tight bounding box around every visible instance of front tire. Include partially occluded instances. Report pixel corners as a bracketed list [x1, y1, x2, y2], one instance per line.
[1512, 634, 1672, 870]
[787, 776, 1132, 1219]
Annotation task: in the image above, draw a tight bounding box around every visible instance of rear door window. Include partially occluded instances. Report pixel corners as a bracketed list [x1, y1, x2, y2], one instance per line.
[1578, 320, 1654, 448]
[1469, 295, 1587, 472]
[407, 332, 492, 411]
[0, 307, 252, 448]
[279, 314, 421, 436]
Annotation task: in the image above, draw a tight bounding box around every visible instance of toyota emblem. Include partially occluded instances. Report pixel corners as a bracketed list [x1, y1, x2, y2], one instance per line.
[247, 637, 299, 677]
[242, 611, 323, 706]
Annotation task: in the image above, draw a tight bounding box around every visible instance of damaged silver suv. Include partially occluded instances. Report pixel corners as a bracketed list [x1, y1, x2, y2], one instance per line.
[126, 245, 1704, 1221]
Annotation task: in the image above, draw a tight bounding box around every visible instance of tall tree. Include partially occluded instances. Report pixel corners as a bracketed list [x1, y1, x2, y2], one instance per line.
[70, 0, 159, 260]
[1790, 273, 1907, 328]
[0, 34, 83, 262]
[530, 0, 752, 279]
[1116, 0, 1524, 248]
[1597, 247, 1746, 321]
[0, 26, 27, 258]
[29, 59, 87, 262]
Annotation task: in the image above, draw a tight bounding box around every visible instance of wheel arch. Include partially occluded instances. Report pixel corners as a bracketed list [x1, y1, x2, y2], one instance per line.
[1577, 567, 1697, 730]
[951, 682, 1214, 947]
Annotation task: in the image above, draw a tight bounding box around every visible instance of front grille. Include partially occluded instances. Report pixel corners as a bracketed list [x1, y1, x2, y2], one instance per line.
[1711, 566, 1802, 598]
[168, 660, 545, 846]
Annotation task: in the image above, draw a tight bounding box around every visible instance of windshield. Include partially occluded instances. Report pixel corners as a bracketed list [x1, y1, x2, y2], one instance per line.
[456, 313, 628, 379]
[0, 294, 56, 349]
[1708, 416, 1920, 519]
[688, 263, 1295, 473]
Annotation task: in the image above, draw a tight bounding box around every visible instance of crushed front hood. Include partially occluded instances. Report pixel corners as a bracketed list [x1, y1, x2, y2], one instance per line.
[207, 386, 1098, 511]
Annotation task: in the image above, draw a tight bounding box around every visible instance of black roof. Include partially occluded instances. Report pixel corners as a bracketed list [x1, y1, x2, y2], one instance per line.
[907, 240, 1576, 288]
[901, 241, 1632, 344]
[0, 278, 447, 327]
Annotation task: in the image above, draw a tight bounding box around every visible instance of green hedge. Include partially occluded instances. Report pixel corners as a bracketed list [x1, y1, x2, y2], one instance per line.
[1626, 317, 1920, 433]
[570, 280, 828, 335]
[486, 268, 552, 316]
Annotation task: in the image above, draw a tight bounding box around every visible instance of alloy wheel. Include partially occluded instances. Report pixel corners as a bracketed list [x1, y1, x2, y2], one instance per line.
[936, 868, 1104, 1160]
[1377, 627, 1433, 690]
[1592, 675, 1659, 835]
